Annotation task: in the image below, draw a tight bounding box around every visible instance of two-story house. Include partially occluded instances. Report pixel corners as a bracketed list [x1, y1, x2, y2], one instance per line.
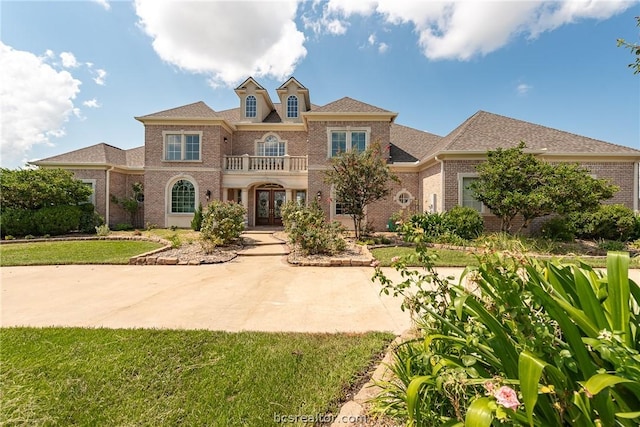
[35, 77, 640, 232]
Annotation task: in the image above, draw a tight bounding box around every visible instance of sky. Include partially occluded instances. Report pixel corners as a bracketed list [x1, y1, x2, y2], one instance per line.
[1, 0, 639, 168]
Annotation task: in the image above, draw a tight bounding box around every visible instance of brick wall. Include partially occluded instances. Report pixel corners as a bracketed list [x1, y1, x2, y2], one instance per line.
[419, 163, 442, 213]
[231, 130, 308, 156]
[144, 124, 223, 169]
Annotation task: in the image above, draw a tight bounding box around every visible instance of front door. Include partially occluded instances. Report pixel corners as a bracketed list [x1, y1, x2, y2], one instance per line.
[256, 189, 286, 226]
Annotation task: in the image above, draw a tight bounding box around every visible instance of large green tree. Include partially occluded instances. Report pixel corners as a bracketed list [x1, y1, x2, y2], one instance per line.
[0, 168, 92, 210]
[617, 16, 640, 75]
[470, 142, 618, 233]
[324, 141, 399, 240]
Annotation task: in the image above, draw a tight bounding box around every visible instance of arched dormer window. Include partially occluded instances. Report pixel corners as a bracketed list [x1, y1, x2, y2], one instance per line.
[245, 95, 257, 118]
[286, 95, 298, 118]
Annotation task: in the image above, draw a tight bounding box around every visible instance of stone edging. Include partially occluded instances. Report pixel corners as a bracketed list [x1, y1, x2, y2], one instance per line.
[287, 244, 375, 267]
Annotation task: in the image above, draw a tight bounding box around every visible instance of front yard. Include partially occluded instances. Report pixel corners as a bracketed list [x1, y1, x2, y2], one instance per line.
[1, 327, 393, 425]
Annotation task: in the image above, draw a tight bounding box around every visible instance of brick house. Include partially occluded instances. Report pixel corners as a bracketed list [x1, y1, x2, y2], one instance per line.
[34, 77, 640, 231]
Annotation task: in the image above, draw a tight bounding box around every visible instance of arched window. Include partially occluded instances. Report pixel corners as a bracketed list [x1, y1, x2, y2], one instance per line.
[257, 135, 286, 156]
[171, 180, 195, 213]
[245, 95, 257, 118]
[286, 95, 298, 118]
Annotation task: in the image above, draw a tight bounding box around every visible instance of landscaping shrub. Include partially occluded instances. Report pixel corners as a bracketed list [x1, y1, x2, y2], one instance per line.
[405, 207, 483, 243]
[539, 215, 576, 242]
[372, 227, 640, 426]
[1, 205, 85, 237]
[33, 205, 81, 236]
[571, 203, 637, 241]
[442, 206, 484, 240]
[191, 203, 203, 231]
[78, 203, 103, 234]
[281, 201, 346, 255]
[0, 208, 34, 237]
[200, 201, 246, 253]
[112, 223, 134, 231]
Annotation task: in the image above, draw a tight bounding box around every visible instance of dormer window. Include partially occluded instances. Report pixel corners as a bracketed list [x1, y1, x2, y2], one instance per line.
[286, 95, 298, 118]
[246, 95, 257, 118]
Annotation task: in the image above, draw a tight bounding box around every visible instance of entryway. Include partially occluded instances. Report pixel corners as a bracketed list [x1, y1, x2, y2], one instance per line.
[255, 185, 285, 226]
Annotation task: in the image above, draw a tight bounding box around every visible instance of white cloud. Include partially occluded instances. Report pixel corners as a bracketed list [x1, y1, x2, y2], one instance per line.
[0, 42, 81, 166]
[517, 83, 533, 95]
[134, 0, 307, 86]
[93, 68, 107, 86]
[378, 42, 389, 54]
[93, 0, 111, 11]
[60, 51, 79, 68]
[316, 0, 634, 60]
[368, 34, 376, 45]
[83, 98, 101, 108]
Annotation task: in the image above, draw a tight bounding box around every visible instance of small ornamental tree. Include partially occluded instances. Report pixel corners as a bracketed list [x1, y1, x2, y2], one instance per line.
[470, 142, 618, 233]
[324, 141, 399, 240]
[110, 182, 144, 226]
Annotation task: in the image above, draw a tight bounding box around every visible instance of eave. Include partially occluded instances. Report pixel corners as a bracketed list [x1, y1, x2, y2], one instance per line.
[134, 116, 236, 134]
[302, 111, 398, 124]
[31, 161, 144, 173]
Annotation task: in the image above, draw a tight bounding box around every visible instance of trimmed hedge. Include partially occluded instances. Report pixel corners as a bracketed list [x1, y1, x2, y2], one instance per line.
[1, 204, 103, 237]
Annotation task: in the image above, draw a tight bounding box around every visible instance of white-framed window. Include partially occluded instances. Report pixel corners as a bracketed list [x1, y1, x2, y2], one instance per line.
[394, 189, 414, 208]
[246, 95, 257, 118]
[286, 95, 298, 118]
[458, 174, 484, 213]
[327, 128, 369, 157]
[163, 131, 202, 161]
[171, 179, 195, 213]
[256, 134, 286, 156]
[81, 179, 96, 205]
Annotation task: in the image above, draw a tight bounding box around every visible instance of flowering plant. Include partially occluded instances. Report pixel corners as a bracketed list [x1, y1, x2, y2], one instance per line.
[371, 224, 640, 426]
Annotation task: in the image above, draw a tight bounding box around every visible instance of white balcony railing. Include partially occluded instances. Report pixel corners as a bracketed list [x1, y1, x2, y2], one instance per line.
[224, 155, 307, 172]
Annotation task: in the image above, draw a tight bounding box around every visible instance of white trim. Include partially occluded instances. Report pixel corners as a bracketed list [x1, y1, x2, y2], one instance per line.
[165, 174, 199, 217]
[393, 188, 414, 208]
[162, 130, 203, 162]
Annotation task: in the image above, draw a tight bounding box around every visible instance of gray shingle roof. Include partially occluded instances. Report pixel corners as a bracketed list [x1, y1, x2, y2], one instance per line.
[312, 97, 392, 113]
[438, 111, 640, 154]
[34, 143, 144, 168]
[136, 101, 218, 119]
[390, 123, 443, 162]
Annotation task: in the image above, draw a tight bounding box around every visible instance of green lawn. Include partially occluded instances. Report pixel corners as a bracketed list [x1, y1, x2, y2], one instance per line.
[371, 246, 640, 268]
[1, 327, 393, 426]
[0, 240, 164, 266]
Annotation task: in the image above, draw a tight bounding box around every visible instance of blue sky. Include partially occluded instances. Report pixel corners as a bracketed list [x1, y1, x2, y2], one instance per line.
[1, 0, 638, 168]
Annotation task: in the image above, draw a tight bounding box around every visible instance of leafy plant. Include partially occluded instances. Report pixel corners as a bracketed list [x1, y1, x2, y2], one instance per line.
[570, 204, 637, 241]
[281, 200, 346, 255]
[372, 222, 640, 426]
[95, 224, 110, 236]
[199, 200, 246, 253]
[110, 182, 144, 226]
[191, 202, 203, 231]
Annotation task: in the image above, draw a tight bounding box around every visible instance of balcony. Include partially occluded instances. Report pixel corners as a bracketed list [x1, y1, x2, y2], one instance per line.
[224, 155, 307, 173]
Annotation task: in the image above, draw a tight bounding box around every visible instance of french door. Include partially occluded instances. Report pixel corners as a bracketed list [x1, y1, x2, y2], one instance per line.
[256, 189, 286, 226]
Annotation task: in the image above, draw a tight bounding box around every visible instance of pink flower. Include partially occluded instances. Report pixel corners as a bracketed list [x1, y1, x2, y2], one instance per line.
[493, 386, 520, 410]
[391, 256, 400, 263]
[484, 380, 496, 395]
[370, 260, 380, 267]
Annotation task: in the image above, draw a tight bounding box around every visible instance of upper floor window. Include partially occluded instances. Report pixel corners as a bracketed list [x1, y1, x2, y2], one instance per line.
[286, 95, 298, 118]
[329, 130, 368, 157]
[246, 95, 257, 118]
[164, 132, 201, 161]
[257, 135, 285, 156]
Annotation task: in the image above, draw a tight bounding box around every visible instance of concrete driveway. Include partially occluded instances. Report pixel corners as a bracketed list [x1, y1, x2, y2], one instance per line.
[3, 258, 637, 333]
[2, 257, 458, 334]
